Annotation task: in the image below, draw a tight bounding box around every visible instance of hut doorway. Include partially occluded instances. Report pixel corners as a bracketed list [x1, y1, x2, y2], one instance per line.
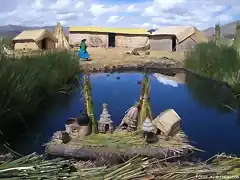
[108, 33, 116, 47]
[105, 124, 109, 132]
[41, 38, 47, 50]
[172, 36, 176, 51]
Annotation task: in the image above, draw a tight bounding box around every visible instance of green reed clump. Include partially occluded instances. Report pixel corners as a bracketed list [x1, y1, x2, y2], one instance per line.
[0, 51, 80, 124]
[0, 36, 14, 50]
[214, 23, 221, 46]
[233, 21, 240, 54]
[185, 42, 240, 91]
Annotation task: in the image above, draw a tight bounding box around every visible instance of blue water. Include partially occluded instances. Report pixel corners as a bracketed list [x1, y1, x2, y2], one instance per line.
[4, 72, 240, 160]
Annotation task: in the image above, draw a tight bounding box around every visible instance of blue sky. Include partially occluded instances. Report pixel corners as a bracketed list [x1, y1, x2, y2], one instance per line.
[0, 0, 239, 29]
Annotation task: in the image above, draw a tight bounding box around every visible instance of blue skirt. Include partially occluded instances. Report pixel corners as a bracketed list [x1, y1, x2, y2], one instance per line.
[78, 49, 89, 59]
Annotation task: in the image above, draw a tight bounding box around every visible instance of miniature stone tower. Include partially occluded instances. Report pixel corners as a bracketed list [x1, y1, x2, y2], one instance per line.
[98, 103, 114, 133]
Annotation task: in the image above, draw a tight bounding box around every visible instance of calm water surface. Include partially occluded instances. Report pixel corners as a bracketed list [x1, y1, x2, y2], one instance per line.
[2, 72, 240, 160]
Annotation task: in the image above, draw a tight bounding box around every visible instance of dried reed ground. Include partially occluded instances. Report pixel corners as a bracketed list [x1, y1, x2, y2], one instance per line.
[74, 131, 192, 148]
[1, 152, 239, 179]
[78, 47, 185, 69]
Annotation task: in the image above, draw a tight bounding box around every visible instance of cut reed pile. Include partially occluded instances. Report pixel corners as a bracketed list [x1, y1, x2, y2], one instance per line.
[0, 153, 239, 179]
[150, 153, 240, 179]
[0, 51, 80, 125]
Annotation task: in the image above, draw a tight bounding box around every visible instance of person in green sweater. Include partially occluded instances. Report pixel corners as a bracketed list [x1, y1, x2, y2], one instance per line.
[78, 39, 89, 60]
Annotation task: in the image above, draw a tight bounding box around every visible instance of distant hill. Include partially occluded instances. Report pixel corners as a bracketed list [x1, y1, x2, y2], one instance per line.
[0, 22, 238, 40]
[203, 21, 238, 39]
[0, 25, 69, 37]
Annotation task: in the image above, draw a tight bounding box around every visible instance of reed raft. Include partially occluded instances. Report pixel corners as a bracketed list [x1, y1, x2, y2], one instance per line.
[46, 130, 196, 161]
[0, 153, 239, 179]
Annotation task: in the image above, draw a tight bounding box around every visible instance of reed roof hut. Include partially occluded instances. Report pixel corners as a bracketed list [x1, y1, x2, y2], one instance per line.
[13, 29, 57, 51]
[150, 26, 208, 52]
[98, 103, 113, 133]
[152, 109, 181, 137]
[118, 103, 139, 131]
[69, 26, 150, 48]
[53, 22, 70, 50]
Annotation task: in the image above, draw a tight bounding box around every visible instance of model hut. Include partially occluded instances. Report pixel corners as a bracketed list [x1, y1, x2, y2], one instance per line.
[118, 103, 140, 131]
[142, 117, 155, 136]
[98, 103, 114, 133]
[65, 112, 91, 138]
[53, 22, 70, 50]
[142, 117, 157, 143]
[152, 109, 181, 137]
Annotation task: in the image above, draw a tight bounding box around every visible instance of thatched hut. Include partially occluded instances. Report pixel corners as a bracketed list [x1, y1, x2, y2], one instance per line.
[13, 29, 57, 51]
[68, 26, 150, 48]
[53, 22, 70, 50]
[152, 109, 181, 137]
[150, 26, 208, 52]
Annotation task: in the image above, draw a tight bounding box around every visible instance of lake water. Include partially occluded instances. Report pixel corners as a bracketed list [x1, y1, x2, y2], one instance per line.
[2, 72, 240, 160]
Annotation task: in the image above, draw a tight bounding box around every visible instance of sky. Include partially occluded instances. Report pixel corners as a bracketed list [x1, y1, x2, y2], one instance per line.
[0, 0, 239, 30]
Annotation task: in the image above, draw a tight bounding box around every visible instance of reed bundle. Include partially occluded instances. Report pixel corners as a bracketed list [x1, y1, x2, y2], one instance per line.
[83, 74, 98, 134]
[1, 153, 239, 179]
[138, 73, 151, 128]
[0, 153, 76, 179]
[151, 153, 240, 179]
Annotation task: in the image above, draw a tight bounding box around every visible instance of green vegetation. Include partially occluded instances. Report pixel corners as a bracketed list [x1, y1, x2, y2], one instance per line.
[185, 41, 240, 91]
[233, 21, 240, 53]
[0, 36, 14, 50]
[185, 73, 238, 113]
[0, 51, 80, 125]
[214, 23, 221, 46]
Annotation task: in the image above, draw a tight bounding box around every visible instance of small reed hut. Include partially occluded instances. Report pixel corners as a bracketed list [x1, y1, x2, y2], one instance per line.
[68, 26, 150, 48]
[12, 29, 57, 51]
[53, 22, 70, 50]
[150, 26, 208, 52]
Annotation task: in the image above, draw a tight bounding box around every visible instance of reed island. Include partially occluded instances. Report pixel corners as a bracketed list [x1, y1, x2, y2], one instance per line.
[45, 73, 197, 164]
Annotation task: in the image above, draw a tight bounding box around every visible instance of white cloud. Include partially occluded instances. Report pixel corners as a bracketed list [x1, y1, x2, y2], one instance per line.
[141, 23, 151, 27]
[33, 0, 43, 9]
[142, 7, 158, 17]
[153, 0, 185, 10]
[216, 14, 233, 23]
[107, 16, 123, 23]
[90, 4, 119, 17]
[0, 0, 238, 30]
[126, 5, 139, 12]
[75, 1, 84, 8]
[50, 0, 72, 11]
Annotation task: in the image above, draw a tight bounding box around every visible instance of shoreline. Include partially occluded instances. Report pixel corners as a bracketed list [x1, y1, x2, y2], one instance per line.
[80, 59, 231, 89]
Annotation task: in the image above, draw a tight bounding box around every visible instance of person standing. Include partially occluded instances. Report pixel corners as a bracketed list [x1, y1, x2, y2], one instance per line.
[78, 39, 89, 60]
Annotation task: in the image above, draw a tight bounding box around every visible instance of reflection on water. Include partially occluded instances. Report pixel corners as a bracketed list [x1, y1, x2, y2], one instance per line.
[153, 73, 179, 87]
[1, 72, 240, 160]
[185, 73, 238, 113]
